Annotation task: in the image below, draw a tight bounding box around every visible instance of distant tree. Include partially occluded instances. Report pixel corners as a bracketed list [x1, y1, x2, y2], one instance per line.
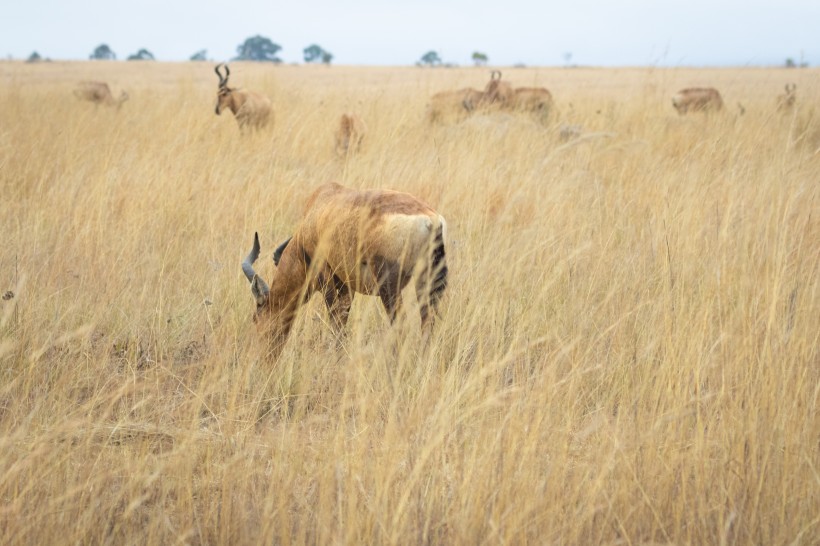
[419, 50, 441, 66]
[563, 52, 573, 66]
[304, 44, 322, 63]
[785, 58, 796, 68]
[234, 35, 281, 62]
[472, 51, 488, 66]
[90, 44, 116, 60]
[190, 49, 208, 61]
[304, 44, 333, 64]
[26, 51, 42, 63]
[127, 48, 155, 61]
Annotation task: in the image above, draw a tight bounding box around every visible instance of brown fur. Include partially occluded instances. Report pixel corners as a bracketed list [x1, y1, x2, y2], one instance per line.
[480, 71, 514, 108]
[214, 64, 272, 132]
[777, 84, 796, 113]
[512, 87, 554, 122]
[672, 87, 724, 115]
[73, 81, 129, 108]
[334, 113, 367, 155]
[426, 88, 479, 122]
[242, 183, 448, 358]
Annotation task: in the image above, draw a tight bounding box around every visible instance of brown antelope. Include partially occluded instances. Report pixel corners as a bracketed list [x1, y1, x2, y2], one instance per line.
[214, 63, 272, 132]
[73, 81, 129, 108]
[334, 113, 367, 155]
[671, 87, 724, 114]
[242, 182, 448, 358]
[426, 88, 480, 122]
[777, 83, 796, 112]
[480, 70, 514, 108]
[512, 87, 554, 122]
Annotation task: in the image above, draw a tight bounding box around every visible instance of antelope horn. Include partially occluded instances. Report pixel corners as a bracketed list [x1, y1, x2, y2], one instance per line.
[242, 232, 269, 294]
[215, 63, 227, 87]
[272, 237, 292, 266]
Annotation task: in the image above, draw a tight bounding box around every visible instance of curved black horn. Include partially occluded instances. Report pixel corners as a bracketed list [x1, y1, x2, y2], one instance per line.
[242, 232, 269, 294]
[215, 63, 225, 86]
[272, 237, 292, 266]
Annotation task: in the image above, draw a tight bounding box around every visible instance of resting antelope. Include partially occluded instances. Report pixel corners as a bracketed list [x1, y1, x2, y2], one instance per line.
[671, 87, 724, 115]
[242, 182, 448, 358]
[214, 63, 272, 132]
[73, 81, 129, 108]
[426, 88, 480, 122]
[777, 83, 796, 112]
[512, 87, 554, 122]
[334, 113, 367, 155]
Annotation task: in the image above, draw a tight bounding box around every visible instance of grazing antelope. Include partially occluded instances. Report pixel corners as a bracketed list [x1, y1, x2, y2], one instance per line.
[334, 113, 367, 155]
[73, 81, 129, 108]
[242, 182, 448, 358]
[214, 63, 272, 132]
[777, 83, 797, 112]
[671, 87, 724, 115]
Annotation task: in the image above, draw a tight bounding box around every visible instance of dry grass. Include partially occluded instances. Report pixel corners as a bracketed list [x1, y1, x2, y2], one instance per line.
[1, 61, 818, 545]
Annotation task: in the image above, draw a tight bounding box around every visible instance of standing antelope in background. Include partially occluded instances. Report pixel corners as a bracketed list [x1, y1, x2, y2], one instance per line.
[481, 70, 515, 108]
[334, 113, 367, 155]
[777, 84, 797, 112]
[242, 182, 448, 358]
[671, 87, 724, 114]
[73, 81, 129, 109]
[214, 63, 273, 132]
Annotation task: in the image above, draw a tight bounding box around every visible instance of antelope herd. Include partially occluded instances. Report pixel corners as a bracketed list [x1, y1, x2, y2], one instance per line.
[64, 64, 803, 355]
[427, 70, 554, 123]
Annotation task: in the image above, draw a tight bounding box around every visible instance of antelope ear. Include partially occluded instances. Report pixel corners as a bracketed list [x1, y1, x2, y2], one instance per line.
[251, 275, 269, 306]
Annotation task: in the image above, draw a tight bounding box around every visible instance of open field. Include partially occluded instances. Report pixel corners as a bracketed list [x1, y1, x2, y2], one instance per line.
[1, 61, 818, 544]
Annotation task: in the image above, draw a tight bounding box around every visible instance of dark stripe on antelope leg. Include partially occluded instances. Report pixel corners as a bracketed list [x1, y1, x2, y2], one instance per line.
[324, 274, 352, 334]
[372, 256, 405, 323]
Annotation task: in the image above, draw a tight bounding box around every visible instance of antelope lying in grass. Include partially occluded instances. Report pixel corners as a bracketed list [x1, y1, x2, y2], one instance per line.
[242, 182, 448, 357]
[511, 87, 554, 122]
[334, 113, 367, 155]
[73, 81, 129, 109]
[426, 88, 481, 122]
[671, 87, 724, 114]
[214, 63, 272, 132]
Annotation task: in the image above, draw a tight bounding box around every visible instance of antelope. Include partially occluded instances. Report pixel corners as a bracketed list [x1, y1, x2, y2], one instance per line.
[73, 81, 129, 108]
[480, 70, 514, 108]
[214, 63, 272, 132]
[671, 87, 724, 115]
[777, 84, 797, 112]
[512, 87, 554, 122]
[242, 182, 448, 358]
[334, 113, 367, 155]
[426, 88, 479, 122]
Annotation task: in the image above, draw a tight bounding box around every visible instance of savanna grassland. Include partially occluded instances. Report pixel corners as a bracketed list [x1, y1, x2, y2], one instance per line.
[0, 61, 818, 544]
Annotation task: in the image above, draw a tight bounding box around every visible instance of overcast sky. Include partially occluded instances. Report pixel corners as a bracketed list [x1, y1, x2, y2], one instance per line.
[2, 0, 817, 67]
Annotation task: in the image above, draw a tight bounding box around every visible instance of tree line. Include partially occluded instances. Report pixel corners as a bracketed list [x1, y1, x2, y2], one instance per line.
[25, 35, 497, 67]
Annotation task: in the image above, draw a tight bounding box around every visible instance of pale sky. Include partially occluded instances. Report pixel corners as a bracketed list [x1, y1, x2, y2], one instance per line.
[2, 0, 817, 67]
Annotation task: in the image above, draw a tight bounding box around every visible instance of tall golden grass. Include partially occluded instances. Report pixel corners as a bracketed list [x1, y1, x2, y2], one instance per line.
[1, 61, 818, 544]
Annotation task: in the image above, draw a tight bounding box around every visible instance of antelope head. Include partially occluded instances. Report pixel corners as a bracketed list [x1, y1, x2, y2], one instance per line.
[242, 232, 300, 356]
